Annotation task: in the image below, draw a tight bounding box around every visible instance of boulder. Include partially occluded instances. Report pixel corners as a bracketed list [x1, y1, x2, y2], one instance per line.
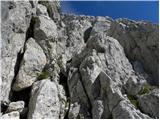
[36, 4, 48, 16]
[34, 15, 58, 60]
[138, 89, 159, 118]
[112, 100, 150, 119]
[6, 101, 25, 113]
[1, 111, 20, 119]
[13, 38, 46, 91]
[28, 79, 60, 119]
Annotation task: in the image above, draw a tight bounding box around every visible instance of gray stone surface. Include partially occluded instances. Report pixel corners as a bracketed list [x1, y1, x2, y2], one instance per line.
[1, 1, 32, 102]
[110, 19, 159, 85]
[138, 89, 159, 118]
[12, 38, 46, 91]
[28, 79, 60, 119]
[34, 15, 58, 60]
[6, 101, 25, 113]
[1, 111, 20, 119]
[67, 67, 91, 118]
[36, 4, 48, 16]
[112, 100, 150, 119]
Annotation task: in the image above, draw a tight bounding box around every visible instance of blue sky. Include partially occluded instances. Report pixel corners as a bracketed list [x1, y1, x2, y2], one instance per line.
[60, 1, 159, 23]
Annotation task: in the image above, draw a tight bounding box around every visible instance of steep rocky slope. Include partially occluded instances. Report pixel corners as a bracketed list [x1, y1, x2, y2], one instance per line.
[1, 1, 159, 119]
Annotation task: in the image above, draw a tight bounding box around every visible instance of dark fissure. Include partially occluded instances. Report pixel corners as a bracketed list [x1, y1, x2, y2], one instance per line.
[25, 16, 36, 41]
[9, 87, 31, 119]
[1, 101, 9, 114]
[59, 72, 69, 98]
[84, 27, 92, 43]
[59, 72, 70, 119]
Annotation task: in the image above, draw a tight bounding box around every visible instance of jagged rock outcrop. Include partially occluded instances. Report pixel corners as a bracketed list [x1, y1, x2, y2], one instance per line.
[1, 1, 159, 119]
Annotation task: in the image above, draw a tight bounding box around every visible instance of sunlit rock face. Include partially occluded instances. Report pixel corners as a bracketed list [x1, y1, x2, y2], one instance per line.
[1, 1, 159, 119]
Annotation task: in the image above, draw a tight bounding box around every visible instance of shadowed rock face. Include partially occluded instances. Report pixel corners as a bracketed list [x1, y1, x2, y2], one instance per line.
[1, 1, 159, 119]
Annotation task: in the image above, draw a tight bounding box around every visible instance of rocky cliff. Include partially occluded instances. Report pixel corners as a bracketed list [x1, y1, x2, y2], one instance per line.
[0, 1, 159, 119]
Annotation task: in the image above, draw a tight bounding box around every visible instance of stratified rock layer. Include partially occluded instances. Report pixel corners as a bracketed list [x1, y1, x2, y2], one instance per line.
[1, 1, 159, 119]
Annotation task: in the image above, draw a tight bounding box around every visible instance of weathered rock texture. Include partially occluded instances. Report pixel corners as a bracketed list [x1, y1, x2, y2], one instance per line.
[28, 79, 60, 119]
[1, 1, 159, 119]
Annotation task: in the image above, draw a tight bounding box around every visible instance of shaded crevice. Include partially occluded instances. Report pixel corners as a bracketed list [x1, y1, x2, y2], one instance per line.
[84, 27, 92, 43]
[67, 59, 72, 64]
[59, 72, 70, 119]
[65, 27, 72, 47]
[78, 68, 93, 118]
[130, 60, 153, 85]
[9, 87, 31, 119]
[29, 1, 36, 8]
[25, 16, 36, 41]
[1, 101, 9, 114]
[9, 87, 31, 107]
[59, 72, 69, 98]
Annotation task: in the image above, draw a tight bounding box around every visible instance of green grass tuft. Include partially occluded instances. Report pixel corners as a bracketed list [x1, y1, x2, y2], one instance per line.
[127, 95, 139, 109]
[37, 71, 49, 80]
[138, 84, 152, 95]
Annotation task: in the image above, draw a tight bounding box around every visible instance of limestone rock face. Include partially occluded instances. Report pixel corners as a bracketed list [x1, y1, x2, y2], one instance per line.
[67, 67, 91, 118]
[38, 1, 60, 21]
[12, 38, 46, 91]
[34, 15, 58, 60]
[110, 19, 159, 85]
[1, 1, 159, 119]
[0, 111, 20, 119]
[138, 89, 159, 118]
[28, 79, 60, 119]
[1, 1, 32, 102]
[36, 4, 48, 16]
[112, 100, 150, 119]
[61, 15, 94, 60]
[6, 101, 25, 113]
